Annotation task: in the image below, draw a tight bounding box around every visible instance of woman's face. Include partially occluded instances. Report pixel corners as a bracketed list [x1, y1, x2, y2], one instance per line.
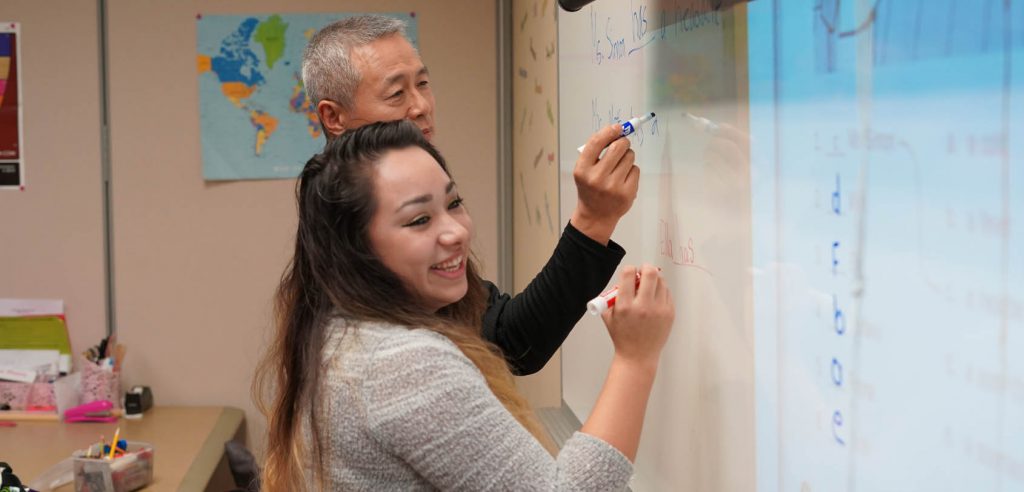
[368, 147, 472, 312]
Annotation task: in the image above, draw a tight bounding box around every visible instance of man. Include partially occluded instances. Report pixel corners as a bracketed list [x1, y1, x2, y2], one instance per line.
[302, 15, 639, 375]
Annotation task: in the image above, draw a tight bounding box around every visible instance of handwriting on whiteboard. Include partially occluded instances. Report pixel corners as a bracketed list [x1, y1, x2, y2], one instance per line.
[589, 0, 724, 65]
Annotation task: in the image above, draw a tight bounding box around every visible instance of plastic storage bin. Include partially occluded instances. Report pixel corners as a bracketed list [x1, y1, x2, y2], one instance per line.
[72, 441, 154, 492]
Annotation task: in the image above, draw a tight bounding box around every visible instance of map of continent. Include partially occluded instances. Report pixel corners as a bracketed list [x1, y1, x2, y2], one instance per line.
[197, 13, 418, 180]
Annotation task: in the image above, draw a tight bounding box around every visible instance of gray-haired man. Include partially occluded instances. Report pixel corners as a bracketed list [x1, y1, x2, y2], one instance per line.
[303, 15, 638, 375]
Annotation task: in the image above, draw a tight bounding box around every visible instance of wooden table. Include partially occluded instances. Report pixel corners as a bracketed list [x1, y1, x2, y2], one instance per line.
[0, 406, 245, 491]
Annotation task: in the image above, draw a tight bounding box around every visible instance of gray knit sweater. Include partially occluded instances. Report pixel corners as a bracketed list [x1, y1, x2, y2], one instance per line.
[316, 320, 633, 491]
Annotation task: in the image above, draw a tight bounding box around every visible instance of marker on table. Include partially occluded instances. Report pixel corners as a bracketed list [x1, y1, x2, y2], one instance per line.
[578, 112, 657, 153]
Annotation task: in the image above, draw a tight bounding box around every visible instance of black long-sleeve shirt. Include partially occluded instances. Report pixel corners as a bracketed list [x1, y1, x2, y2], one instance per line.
[481, 222, 625, 375]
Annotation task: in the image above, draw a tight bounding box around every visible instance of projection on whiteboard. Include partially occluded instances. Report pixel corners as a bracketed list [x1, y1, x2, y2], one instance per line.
[559, 0, 1023, 491]
[749, 1, 1024, 491]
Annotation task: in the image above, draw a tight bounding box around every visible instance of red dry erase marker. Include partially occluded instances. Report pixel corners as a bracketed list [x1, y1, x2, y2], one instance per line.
[587, 268, 662, 316]
[587, 272, 641, 316]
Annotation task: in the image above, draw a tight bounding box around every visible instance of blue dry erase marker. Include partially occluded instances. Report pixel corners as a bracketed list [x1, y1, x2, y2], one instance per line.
[577, 112, 657, 153]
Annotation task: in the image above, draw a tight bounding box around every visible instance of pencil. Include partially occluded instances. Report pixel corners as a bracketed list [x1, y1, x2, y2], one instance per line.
[108, 427, 120, 459]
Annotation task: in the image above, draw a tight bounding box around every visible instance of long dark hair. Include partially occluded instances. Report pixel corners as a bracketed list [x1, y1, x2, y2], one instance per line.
[255, 120, 551, 491]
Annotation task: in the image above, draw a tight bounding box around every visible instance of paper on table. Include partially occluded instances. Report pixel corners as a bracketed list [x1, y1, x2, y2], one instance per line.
[0, 349, 61, 376]
[0, 367, 41, 383]
[0, 316, 73, 372]
[0, 298, 64, 317]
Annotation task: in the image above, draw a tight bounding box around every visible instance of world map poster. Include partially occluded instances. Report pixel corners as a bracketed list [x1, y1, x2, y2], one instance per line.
[197, 13, 418, 181]
[0, 22, 22, 189]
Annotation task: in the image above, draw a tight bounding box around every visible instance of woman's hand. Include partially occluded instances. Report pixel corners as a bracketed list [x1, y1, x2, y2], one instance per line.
[582, 264, 675, 461]
[600, 264, 675, 367]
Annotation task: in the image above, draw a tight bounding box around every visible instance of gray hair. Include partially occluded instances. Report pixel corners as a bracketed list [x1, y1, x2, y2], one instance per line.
[302, 15, 408, 110]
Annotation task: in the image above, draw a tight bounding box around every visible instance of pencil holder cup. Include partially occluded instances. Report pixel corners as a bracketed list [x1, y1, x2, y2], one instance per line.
[80, 357, 121, 409]
[73, 441, 154, 492]
[28, 380, 57, 408]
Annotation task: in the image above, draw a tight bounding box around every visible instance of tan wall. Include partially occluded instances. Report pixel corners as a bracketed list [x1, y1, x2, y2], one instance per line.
[0, 1, 107, 356]
[511, 0, 561, 407]
[105, 0, 498, 454]
[1, 0, 501, 457]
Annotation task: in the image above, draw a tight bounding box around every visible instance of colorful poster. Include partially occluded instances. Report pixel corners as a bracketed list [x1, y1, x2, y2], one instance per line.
[196, 13, 418, 181]
[0, 22, 23, 189]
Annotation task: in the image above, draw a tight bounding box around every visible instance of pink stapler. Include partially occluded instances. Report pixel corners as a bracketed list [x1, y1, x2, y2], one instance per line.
[65, 400, 117, 423]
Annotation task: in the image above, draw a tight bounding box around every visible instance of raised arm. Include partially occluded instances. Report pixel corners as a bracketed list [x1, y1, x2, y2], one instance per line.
[483, 124, 639, 375]
[569, 123, 640, 245]
[481, 223, 622, 375]
[363, 331, 634, 491]
[366, 264, 673, 489]
[580, 264, 674, 461]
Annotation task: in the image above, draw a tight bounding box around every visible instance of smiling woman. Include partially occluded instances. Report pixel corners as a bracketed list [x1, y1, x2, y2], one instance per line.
[255, 120, 554, 490]
[367, 145, 472, 312]
[256, 119, 673, 491]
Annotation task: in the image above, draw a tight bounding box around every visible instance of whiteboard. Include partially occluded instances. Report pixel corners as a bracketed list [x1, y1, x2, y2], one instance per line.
[559, 1, 1024, 491]
[558, 2, 755, 491]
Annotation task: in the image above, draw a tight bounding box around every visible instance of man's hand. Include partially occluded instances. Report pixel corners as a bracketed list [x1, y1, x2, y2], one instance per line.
[571, 124, 640, 245]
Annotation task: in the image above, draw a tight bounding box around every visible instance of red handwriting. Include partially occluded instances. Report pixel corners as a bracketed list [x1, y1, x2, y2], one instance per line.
[658, 217, 711, 275]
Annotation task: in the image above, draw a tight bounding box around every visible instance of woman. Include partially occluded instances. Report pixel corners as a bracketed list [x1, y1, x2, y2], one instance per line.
[255, 120, 674, 490]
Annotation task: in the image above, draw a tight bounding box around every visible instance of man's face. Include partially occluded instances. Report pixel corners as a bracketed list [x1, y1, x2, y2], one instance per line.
[337, 34, 436, 140]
